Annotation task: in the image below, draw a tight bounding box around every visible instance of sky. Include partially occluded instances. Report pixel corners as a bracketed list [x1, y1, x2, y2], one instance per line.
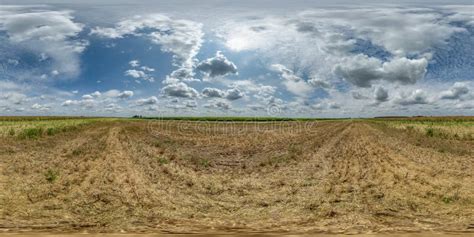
[0, 1, 473, 117]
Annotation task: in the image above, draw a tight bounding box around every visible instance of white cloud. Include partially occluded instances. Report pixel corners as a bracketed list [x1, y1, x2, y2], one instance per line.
[334, 55, 428, 87]
[271, 64, 313, 96]
[201, 87, 244, 100]
[204, 100, 231, 110]
[82, 91, 101, 99]
[217, 7, 462, 95]
[31, 103, 50, 111]
[92, 14, 203, 83]
[124, 60, 155, 82]
[440, 82, 470, 100]
[300, 8, 463, 56]
[393, 89, 431, 106]
[202, 87, 225, 98]
[161, 82, 199, 98]
[118, 90, 134, 99]
[312, 100, 341, 110]
[1, 92, 28, 105]
[61, 100, 78, 106]
[0, 8, 87, 77]
[129, 60, 140, 67]
[443, 5, 474, 26]
[125, 69, 154, 82]
[135, 96, 158, 106]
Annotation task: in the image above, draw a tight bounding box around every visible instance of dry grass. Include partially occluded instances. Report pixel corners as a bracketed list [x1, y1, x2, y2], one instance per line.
[0, 117, 116, 138]
[377, 118, 474, 141]
[0, 118, 473, 234]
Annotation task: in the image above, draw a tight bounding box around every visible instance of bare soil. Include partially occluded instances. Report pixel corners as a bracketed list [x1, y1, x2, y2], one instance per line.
[0, 120, 473, 235]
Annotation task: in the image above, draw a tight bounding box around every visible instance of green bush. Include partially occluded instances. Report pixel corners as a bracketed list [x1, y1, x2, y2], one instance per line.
[19, 127, 43, 139]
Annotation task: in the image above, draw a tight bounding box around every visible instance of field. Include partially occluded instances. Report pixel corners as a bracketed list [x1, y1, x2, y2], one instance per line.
[0, 116, 473, 235]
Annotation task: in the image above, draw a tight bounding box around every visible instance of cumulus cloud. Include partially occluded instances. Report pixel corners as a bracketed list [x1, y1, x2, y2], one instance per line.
[124, 60, 155, 82]
[440, 82, 470, 100]
[61, 100, 77, 106]
[225, 88, 244, 100]
[82, 91, 101, 99]
[135, 96, 158, 106]
[201, 87, 244, 100]
[334, 55, 428, 87]
[161, 82, 199, 98]
[196, 51, 238, 78]
[202, 87, 225, 98]
[204, 100, 231, 110]
[0, 7, 87, 77]
[125, 69, 154, 82]
[382, 57, 428, 84]
[394, 89, 430, 105]
[61, 99, 95, 108]
[118, 91, 134, 99]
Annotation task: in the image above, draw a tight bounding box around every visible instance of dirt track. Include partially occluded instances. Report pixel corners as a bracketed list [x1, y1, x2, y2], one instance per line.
[0, 120, 473, 234]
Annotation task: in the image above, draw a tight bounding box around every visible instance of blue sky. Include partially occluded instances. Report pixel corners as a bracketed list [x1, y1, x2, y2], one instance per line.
[0, 1, 473, 117]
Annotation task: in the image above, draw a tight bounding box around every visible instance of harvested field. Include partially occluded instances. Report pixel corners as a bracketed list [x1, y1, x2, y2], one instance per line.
[0, 118, 473, 235]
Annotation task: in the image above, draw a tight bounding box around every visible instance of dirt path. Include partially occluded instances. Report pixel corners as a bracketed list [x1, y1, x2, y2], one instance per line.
[1, 232, 473, 237]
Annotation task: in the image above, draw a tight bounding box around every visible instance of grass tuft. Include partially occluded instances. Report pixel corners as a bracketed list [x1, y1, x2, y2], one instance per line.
[156, 156, 169, 165]
[425, 127, 434, 137]
[45, 169, 59, 183]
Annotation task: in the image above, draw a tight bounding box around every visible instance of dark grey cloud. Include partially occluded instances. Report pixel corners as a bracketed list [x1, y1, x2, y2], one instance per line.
[196, 51, 237, 78]
[374, 86, 389, 102]
[225, 88, 244, 100]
